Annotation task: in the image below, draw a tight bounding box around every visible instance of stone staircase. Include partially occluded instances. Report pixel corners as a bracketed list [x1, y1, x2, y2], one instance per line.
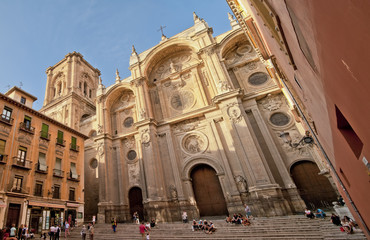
[60, 215, 366, 240]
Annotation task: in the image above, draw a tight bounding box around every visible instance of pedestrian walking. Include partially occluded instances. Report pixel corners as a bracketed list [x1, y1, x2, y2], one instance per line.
[80, 225, 87, 240]
[112, 218, 117, 233]
[244, 204, 252, 219]
[88, 223, 94, 240]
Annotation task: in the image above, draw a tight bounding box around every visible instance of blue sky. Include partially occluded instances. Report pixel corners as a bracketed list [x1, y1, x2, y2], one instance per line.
[0, 0, 232, 110]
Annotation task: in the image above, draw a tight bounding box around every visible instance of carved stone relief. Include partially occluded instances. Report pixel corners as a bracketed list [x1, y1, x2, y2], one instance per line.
[181, 132, 208, 155]
[152, 53, 193, 80]
[141, 129, 150, 147]
[18, 131, 32, 145]
[169, 185, 178, 200]
[259, 94, 283, 112]
[123, 137, 135, 149]
[227, 103, 242, 123]
[172, 118, 200, 133]
[224, 43, 253, 66]
[0, 124, 11, 137]
[170, 90, 195, 111]
[128, 163, 140, 185]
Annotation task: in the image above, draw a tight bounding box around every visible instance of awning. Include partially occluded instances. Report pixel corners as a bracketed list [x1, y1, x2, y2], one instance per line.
[28, 201, 65, 209]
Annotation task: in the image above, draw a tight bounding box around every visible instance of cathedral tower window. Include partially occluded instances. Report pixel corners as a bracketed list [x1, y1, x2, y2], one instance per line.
[84, 82, 87, 96]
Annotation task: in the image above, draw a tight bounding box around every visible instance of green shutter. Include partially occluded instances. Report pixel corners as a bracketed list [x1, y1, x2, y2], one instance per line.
[71, 136, 77, 148]
[57, 131, 64, 144]
[24, 115, 31, 121]
[41, 123, 49, 138]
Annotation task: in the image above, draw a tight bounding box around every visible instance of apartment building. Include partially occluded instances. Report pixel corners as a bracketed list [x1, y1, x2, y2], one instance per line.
[0, 87, 87, 233]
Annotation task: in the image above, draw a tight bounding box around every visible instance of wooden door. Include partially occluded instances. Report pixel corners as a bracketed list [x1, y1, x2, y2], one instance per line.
[291, 161, 337, 209]
[129, 187, 144, 221]
[6, 204, 21, 227]
[191, 165, 228, 216]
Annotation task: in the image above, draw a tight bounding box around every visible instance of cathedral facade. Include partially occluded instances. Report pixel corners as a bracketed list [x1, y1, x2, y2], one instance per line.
[41, 13, 338, 223]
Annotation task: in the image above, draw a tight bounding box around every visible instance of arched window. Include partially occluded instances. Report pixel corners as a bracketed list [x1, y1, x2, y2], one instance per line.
[58, 82, 62, 95]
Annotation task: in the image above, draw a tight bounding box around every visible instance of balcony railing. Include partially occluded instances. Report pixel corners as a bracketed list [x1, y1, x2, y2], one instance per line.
[0, 154, 7, 164]
[70, 144, 79, 152]
[53, 169, 64, 178]
[67, 172, 80, 182]
[12, 157, 32, 169]
[0, 114, 13, 125]
[6, 184, 30, 194]
[56, 138, 66, 147]
[39, 131, 50, 141]
[35, 162, 48, 174]
[19, 122, 35, 134]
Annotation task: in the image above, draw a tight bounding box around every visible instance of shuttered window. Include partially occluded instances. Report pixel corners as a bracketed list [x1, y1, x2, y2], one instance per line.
[41, 123, 49, 139]
[0, 139, 5, 154]
[70, 162, 77, 179]
[57, 131, 64, 144]
[38, 152, 47, 171]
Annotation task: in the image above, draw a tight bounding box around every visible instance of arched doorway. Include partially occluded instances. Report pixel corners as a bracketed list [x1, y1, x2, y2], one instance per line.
[290, 161, 337, 209]
[129, 187, 144, 221]
[191, 164, 228, 216]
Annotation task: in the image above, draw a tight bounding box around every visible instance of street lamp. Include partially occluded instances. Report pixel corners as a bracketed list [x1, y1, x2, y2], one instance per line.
[279, 130, 314, 148]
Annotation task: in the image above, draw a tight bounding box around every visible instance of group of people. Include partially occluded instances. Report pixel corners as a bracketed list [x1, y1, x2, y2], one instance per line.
[304, 208, 326, 219]
[225, 213, 251, 226]
[191, 219, 216, 234]
[305, 208, 359, 235]
[1, 224, 34, 240]
[330, 214, 358, 234]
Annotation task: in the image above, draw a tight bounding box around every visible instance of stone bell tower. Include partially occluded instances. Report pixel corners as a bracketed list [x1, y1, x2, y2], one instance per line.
[40, 52, 100, 131]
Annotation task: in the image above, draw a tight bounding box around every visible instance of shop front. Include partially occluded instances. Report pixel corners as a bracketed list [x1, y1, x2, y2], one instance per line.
[27, 201, 65, 234]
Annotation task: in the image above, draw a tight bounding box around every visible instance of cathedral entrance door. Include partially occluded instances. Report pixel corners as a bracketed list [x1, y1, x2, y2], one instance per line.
[191, 164, 228, 216]
[129, 187, 144, 221]
[290, 161, 337, 209]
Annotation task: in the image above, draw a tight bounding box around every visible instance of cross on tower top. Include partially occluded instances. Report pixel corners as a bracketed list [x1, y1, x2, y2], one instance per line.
[157, 25, 166, 36]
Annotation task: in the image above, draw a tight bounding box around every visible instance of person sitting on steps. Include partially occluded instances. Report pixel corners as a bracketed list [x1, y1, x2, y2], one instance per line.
[191, 220, 199, 231]
[304, 208, 315, 219]
[206, 221, 216, 234]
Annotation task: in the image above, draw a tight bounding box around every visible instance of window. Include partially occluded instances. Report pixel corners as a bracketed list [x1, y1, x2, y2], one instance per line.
[84, 82, 87, 96]
[13, 175, 23, 192]
[0, 139, 6, 161]
[41, 123, 49, 139]
[24, 115, 32, 130]
[70, 162, 77, 179]
[2, 106, 12, 123]
[89, 89, 92, 98]
[20, 96, 26, 104]
[69, 188, 75, 201]
[71, 136, 77, 150]
[79, 82, 82, 89]
[57, 130, 64, 145]
[54, 158, 62, 176]
[34, 181, 43, 196]
[17, 146, 27, 162]
[53, 185, 60, 199]
[38, 152, 47, 171]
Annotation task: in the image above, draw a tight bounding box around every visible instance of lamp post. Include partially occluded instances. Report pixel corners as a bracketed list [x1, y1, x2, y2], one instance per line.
[279, 130, 314, 148]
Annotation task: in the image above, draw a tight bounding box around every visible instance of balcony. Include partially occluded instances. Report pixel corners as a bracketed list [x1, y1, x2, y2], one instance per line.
[70, 143, 79, 152]
[0, 154, 7, 164]
[67, 172, 80, 182]
[39, 131, 50, 141]
[6, 184, 30, 195]
[0, 114, 13, 125]
[53, 169, 64, 178]
[19, 122, 35, 134]
[56, 138, 66, 147]
[12, 157, 32, 169]
[35, 162, 48, 174]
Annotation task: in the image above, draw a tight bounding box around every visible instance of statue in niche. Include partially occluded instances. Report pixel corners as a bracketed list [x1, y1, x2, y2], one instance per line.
[170, 60, 177, 73]
[234, 175, 248, 192]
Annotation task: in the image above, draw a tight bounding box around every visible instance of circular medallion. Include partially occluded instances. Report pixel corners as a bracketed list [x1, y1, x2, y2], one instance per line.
[270, 112, 290, 126]
[123, 117, 134, 128]
[182, 133, 208, 155]
[236, 45, 252, 55]
[170, 90, 194, 111]
[90, 159, 98, 169]
[127, 150, 137, 160]
[248, 72, 269, 86]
